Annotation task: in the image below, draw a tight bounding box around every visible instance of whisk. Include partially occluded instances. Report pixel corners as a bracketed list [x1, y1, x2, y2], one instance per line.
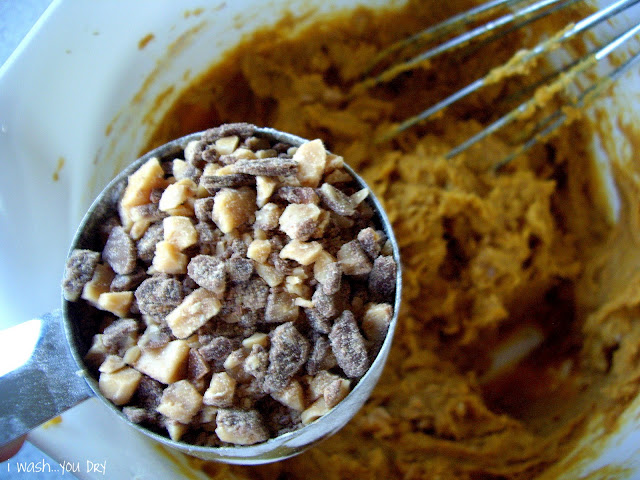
[366, 0, 640, 169]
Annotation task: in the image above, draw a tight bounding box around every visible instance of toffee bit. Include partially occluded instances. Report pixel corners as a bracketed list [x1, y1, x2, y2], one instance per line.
[264, 291, 300, 323]
[195, 222, 219, 246]
[230, 277, 270, 311]
[215, 136, 240, 156]
[149, 188, 164, 204]
[102, 318, 138, 354]
[266, 403, 303, 436]
[187, 254, 227, 295]
[305, 307, 332, 334]
[215, 408, 269, 445]
[63, 249, 100, 301]
[337, 240, 373, 276]
[135, 276, 183, 316]
[244, 344, 269, 381]
[368, 255, 397, 301]
[173, 161, 201, 182]
[103, 226, 137, 275]
[201, 123, 257, 143]
[201, 145, 219, 163]
[123, 406, 152, 424]
[230, 239, 249, 257]
[362, 303, 393, 346]
[136, 222, 164, 263]
[200, 173, 255, 192]
[156, 380, 203, 424]
[264, 322, 310, 393]
[357, 227, 382, 259]
[212, 187, 256, 234]
[111, 267, 147, 292]
[278, 203, 321, 241]
[270, 251, 297, 275]
[312, 283, 350, 320]
[129, 203, 166, 223]
[275, 186, 320, 204]
[232, 158, 298, 177]
[138, 326, 171, 350]
[239, 310, 259, 329]
[199, 336, 233, 362]
[318, 183, 356, 216]
[134, 375, 164, 409]
[227, 257, 254, 284]
[255, 203, 282, 231]
[188, 348, 210, 381]
[317, 261, 342, 295]
[324, 377, 350, 408]
[329, 310, 370, 378]
[306, 334, 332, 375]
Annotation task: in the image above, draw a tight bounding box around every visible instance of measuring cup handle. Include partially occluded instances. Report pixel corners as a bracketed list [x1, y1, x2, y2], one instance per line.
[0, 309, 92, 447]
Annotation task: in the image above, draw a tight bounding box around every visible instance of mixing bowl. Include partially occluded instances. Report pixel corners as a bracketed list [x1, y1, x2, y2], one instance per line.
[1, 0, 639, 478]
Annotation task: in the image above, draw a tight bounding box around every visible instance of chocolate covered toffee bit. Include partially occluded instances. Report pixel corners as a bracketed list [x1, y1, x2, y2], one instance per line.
[62, 249, 101, 301]
[63, 124, 397, 446]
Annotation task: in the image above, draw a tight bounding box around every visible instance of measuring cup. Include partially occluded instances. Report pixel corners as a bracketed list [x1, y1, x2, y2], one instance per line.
[0, 126, 402, 465]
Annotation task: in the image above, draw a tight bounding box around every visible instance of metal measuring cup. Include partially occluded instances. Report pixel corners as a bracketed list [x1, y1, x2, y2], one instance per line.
[0, 126, 402, 465]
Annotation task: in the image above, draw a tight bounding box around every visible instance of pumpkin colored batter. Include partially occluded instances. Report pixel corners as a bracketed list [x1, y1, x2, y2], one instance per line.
[144, 1, 640, 478]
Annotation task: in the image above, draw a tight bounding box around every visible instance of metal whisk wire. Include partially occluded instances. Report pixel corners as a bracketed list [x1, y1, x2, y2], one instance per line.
[368, 0, 640, 168]
[364, 0, 576, 83]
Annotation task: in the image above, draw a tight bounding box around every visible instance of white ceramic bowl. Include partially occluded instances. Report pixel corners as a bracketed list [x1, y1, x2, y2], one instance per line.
[1, 0, 639, 478]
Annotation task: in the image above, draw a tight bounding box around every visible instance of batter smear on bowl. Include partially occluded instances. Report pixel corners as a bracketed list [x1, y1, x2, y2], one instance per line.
[144, 0, 640, 478]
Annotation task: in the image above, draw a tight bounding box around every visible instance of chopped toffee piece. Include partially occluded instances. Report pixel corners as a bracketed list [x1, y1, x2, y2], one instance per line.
[62, 249, 100, 301]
